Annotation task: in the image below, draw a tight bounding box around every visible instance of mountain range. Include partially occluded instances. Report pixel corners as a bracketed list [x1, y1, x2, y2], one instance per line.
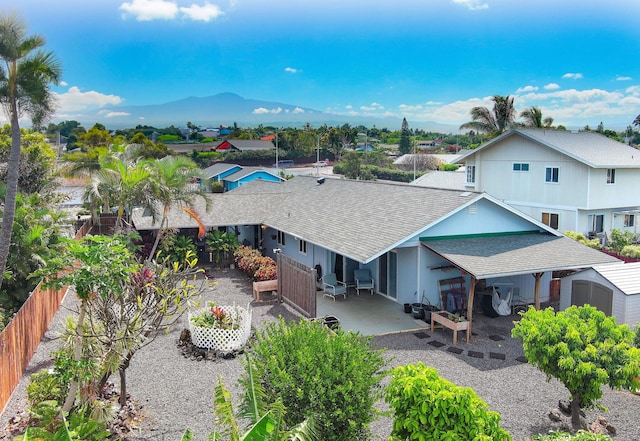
[84, 93, 458, 132]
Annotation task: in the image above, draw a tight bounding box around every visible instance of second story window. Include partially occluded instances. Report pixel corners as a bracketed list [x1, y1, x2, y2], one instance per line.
[299, 239, 307, 254]
[466, 165, 476, 184]
[607, 168, 616, 184]
[277, 231, 286, 247]
[545, 167, 559, 183]
[513, 163, 529, 172]
[625, 214, 635, 227]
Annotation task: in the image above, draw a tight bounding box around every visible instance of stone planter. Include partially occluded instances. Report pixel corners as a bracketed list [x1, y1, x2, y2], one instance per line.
[189, 304, 252, 351]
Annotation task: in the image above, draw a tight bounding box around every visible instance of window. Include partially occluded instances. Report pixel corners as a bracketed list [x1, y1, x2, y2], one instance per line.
[513, 163, 529, 172]
[466, 165, 476, 184]
[589, 214, 604, 234]
[277, 231, 286, 247]
[542, 212, 559, 229]
[545, 167, 559, 183]
[606, 168, 616, 184]
[298, 239, 307, 254]
[625, 214, 635, 227]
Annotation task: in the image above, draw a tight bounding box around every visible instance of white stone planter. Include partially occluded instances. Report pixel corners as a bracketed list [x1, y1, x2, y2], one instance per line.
[189, 304, 252, 351]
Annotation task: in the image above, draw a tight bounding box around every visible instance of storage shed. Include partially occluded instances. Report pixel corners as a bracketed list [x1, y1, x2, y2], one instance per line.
[560, 262, 640, 326]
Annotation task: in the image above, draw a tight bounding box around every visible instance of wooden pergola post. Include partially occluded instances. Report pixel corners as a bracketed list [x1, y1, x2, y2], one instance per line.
[532, 272, 543, 310]
[466, 276, 476, 344]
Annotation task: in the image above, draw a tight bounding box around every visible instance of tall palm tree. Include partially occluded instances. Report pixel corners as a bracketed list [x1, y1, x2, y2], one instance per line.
[520, 106, 554, 128]
[145, 156, 209, 262]
[0, 12, 61, 288]
[459, 95, 516, 137]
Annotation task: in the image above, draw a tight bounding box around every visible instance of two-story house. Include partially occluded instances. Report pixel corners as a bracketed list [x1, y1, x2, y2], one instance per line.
[455, 128, 640, 241]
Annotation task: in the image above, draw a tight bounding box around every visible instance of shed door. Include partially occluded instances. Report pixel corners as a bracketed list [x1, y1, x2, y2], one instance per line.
[571, 280, 612, 316]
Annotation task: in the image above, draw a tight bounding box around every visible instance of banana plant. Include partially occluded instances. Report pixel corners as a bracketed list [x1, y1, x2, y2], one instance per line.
[183, 354, 318, 441]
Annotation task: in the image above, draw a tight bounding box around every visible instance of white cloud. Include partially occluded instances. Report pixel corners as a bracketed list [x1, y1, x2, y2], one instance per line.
[360, 102, 384, 112]
[120, 0, 178, 21]
[516, 85, 538, 93]
[292, 107, 304, 114]
[617, 75, 632, 81]
[253, 107, 282, 114]
[54, 86, 123, 112]
[59, 81, 68, 87]
[399, 104, 424, 112]
[180, 2, 224, 22]
[285, 67, 299, 74]
[345, 105, 353, 110]
[562, 72, 583, 79]
[451, 0, 489, 10]
[120, 0, 224, 22]
[544, 83, 560, 90]
[104, 111, 131, 118]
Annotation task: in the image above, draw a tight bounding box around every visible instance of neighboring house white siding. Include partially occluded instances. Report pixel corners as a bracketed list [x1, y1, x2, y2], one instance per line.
[459, 129, 640, 237]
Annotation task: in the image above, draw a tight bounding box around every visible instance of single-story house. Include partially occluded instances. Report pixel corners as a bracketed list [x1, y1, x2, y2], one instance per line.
[216, 139, 275, 153]
[560, 262, 640, 326]
[201, 163, 283, 191]
[131, 176, 620, 331]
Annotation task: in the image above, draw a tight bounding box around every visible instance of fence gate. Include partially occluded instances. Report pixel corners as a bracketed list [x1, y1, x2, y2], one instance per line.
[277, 255, 317, 318]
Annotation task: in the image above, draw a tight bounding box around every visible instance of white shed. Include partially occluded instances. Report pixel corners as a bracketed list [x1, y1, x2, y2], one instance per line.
[560, 262, 640, 327]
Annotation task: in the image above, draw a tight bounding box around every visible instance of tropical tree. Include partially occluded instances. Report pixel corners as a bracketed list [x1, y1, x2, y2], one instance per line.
[145, 156, 209, 261]
[512, 305, 640, 429]
[520, 106, 554, 128]
[183, 354, 318, 441]
[460, 95, 516, 137]
[398, 117, 411, 155]
[83, 156, 153, 233]
[0, 12, 62, 289]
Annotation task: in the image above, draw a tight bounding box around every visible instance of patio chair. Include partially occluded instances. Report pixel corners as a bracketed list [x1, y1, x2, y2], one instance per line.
[354, 269, 374, 295]
[322, 273, 347, 301]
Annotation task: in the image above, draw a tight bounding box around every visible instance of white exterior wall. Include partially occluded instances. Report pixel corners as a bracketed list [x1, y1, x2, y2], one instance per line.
[468, 137, 589, 208]
[467, 135, 640, 237]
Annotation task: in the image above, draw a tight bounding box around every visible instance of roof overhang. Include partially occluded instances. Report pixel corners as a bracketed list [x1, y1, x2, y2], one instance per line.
[420, 232, 621, 279]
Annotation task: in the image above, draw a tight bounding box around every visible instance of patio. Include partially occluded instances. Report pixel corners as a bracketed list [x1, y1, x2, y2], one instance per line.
[315, 290, 428, 335]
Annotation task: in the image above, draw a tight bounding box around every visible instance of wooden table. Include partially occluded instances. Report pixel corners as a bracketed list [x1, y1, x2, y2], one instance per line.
[252, 279, 278, 303]
[431, 311, 469, 345]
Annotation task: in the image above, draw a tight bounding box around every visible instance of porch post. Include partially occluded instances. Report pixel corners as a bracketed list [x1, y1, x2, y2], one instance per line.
[533, 272, 543, 310]
[466, 276, 476, 344]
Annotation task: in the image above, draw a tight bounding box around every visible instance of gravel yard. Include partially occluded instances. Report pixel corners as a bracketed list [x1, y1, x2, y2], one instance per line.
[2, 267, 638, 441]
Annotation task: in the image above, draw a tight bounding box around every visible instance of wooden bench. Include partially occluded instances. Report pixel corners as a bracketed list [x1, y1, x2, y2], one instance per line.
[252, 279, 278, 303]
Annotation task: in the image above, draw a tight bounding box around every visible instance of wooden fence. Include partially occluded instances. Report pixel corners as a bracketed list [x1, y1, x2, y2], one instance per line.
[0, 217, 92, 414]
[277, 255, 317, 318]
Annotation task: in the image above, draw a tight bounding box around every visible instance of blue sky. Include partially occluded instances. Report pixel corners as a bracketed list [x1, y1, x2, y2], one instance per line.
[3, 0, 640, 130]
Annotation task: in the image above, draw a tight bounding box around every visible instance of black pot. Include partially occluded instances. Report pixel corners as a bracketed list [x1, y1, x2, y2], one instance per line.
[422, 304, 439, 322]
[403, 303, 412, 313]
[411, 303, 424, 319]
[323, 316, 340, 330]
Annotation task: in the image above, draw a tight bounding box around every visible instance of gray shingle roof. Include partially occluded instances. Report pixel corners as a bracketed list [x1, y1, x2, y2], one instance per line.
[223, 167, 281, 182]
[457, 128, 640, 168]
[201, 163, 241, 179]
[226, 140, 275, 151]
[421, 233, 620, 279]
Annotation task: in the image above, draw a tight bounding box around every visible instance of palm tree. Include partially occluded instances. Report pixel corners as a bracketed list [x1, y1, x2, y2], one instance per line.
[145, 156, 209, 262]
[459, 95, 516, 137]
[520, 106, 554, 128]
[0, 12, 61, 289]
[84, 156, 153, 233]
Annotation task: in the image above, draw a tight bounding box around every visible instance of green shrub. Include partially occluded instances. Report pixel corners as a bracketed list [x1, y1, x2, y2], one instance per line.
[385, 362, 511, 441]
[441, 163, 460, 171]
[621, 244, 640, 258]
[609, 228, 635, 253]
[247, 318, 386, 441]
[563, 231, 601, 249]
[27, 370, 68, 407]
[532, 430, 613, 440]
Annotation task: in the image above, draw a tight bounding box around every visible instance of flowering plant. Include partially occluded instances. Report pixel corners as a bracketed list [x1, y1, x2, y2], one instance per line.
[190, 302, 238, 330]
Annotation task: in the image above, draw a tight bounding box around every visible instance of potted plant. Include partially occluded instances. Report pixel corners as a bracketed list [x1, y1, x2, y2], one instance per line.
[189, 301, 252, 351]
